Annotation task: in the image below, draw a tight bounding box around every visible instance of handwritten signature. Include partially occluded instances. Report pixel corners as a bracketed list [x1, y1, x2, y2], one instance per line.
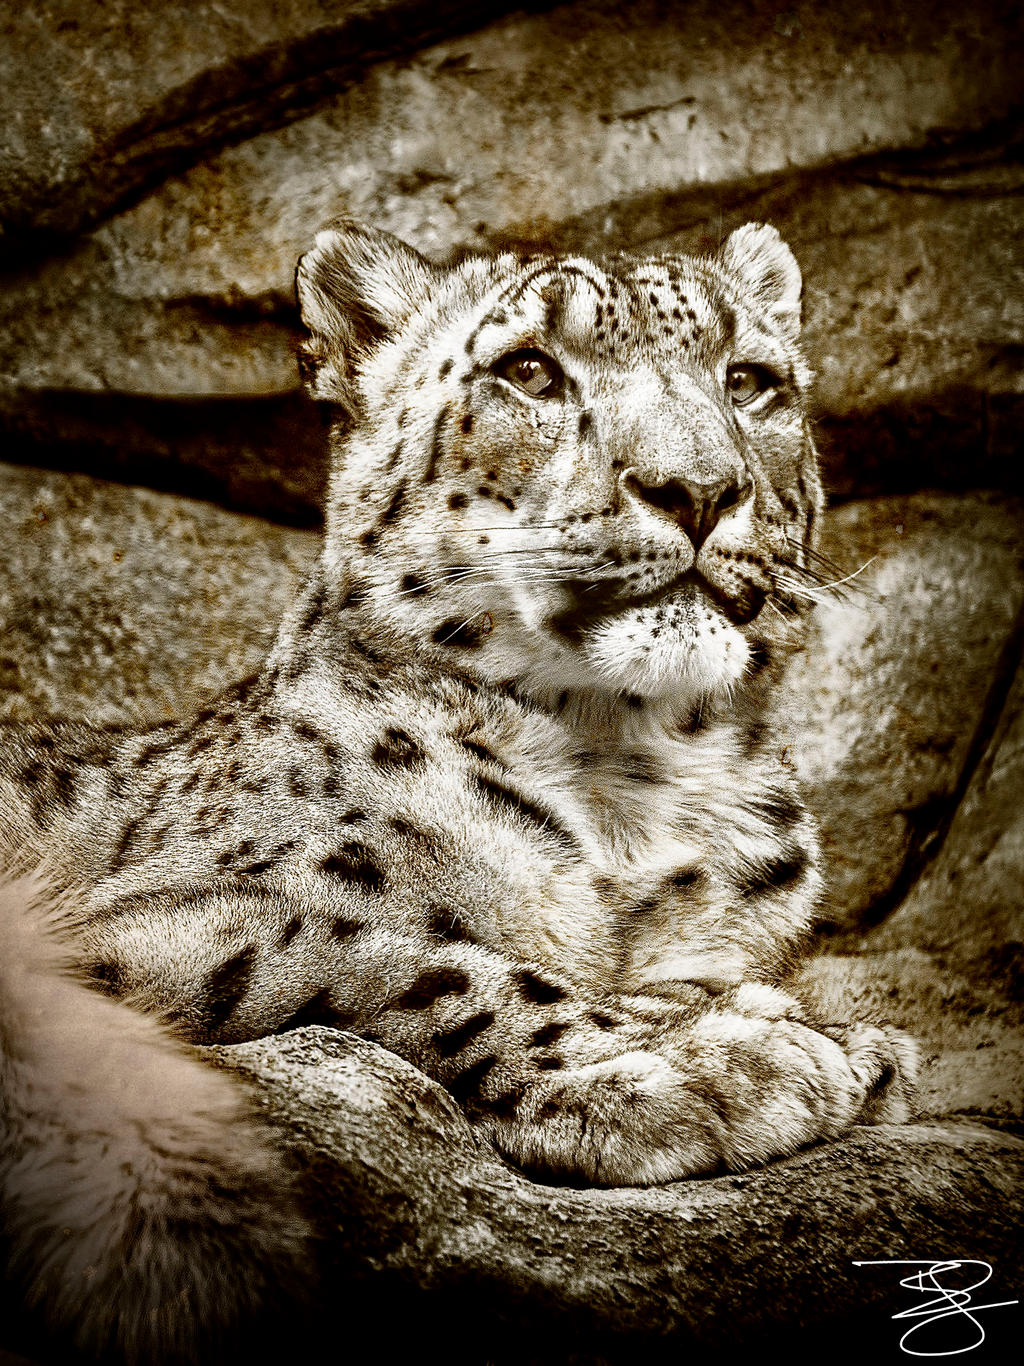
[853, 1260, 1019, 1357]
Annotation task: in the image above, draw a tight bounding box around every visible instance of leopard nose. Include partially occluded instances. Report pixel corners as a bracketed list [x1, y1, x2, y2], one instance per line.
[623, 472, 753, 549]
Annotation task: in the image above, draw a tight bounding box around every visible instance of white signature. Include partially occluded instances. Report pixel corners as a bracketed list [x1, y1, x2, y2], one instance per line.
[853, 1260, 1019, 1356]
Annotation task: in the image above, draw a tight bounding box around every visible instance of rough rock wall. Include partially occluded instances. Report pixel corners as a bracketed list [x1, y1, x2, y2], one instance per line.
[1, 1, 1022, 1360]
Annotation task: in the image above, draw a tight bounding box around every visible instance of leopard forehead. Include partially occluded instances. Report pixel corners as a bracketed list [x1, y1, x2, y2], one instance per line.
[358, 249, 804, 420]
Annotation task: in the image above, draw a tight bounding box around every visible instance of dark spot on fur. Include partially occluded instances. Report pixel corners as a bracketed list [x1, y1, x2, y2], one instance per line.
[372, 727, 425, 769]
[448, 492, 469, 510]
[623, 753, 659, 783]
[338, 581, 367, 611]
[747, 641, 772, 677]
[349, 636, 385, 665]
[461, 413, 474, 434]
[378, 480, 408, 530]
[84, 960, 125, 997]
[535, 1055, 563, 1070]
[435, 1010, 495, 1057]
[204, 946, 256, 1031]
[589, 1010, 618, 1030]
[446, 1055, 498, 1105]
[479, 1083, 526, 1120]
[278, 915, 303, 949]
[516, 968, 567, 1005]
[667, 867, 704, 891]
[461, 738, 499, 765]
[401, 571, 430, 595]
[319, 842, 386, 893]
[110, 816, 143, 870]
[736, 847, 809, 899]
[868, 1062, 896, 1096]
[429, 905, 474, 943]
[432, 617, 486, 649]
[673, 705, 705, 736]
[743, 720, 770, 754]
[331, 915, 364, 939]
[396, 967, 471, 1009]
[424, 404, 451, 482]
[391, 815, 434, 845]
[473, 774, 578, 852]
[530, 1021, 569, 1048]
[274, 989, 355, 1034]
[751, 790, 804, 831]
[439, 358, 453, 379]
[632, 894, 661, 917]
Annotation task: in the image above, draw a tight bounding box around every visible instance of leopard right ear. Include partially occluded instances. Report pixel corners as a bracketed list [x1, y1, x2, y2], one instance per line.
[717, 222, 802, 340]
[295, 221, 437, 400]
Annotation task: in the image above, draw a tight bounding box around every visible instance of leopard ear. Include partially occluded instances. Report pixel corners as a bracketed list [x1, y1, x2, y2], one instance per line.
[717, 223, 802, 339]
[295, 221, 436, 399]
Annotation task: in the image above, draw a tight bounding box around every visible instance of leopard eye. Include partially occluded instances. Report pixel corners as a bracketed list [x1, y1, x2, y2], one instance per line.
[494, 349, 564, 399]
[726, 363, 780, 407]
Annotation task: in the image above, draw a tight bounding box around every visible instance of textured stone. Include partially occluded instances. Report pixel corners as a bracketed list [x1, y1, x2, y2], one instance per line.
[777, 492, 1024, 931]
[871, 657, 1024, 974]
[208, 1025, 1024, 1355]
[0, 0, 508, 253]
[0, 464, 315, 724]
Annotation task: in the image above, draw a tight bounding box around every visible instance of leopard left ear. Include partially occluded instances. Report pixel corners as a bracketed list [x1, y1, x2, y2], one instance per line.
[717, 223, 802, 339]
[295, 220, 437, 399]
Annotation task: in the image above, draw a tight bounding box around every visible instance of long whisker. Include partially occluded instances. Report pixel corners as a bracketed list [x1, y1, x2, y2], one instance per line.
[809, 555, 878, 592]
[393, 558, 620, 598]
[434, 611, 485, 645]
[434, 523, 567, 534]
[775, 547, 879, 602]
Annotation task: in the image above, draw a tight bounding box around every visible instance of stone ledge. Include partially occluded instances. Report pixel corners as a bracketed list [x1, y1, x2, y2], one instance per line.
[215, 1025, 1024, 1352]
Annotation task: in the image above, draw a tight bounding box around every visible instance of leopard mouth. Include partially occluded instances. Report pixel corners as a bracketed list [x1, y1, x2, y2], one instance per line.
[547, 569, 764, 642]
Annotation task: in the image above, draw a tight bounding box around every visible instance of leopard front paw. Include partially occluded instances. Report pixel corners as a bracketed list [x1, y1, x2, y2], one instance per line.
[824, 1023, 919, 1125]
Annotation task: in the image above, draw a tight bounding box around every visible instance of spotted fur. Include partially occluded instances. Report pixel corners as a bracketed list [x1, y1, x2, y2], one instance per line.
[0, 221, 917, 1359]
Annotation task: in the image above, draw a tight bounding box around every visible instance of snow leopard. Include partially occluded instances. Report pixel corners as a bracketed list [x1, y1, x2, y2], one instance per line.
[0, 220, 917, 1362]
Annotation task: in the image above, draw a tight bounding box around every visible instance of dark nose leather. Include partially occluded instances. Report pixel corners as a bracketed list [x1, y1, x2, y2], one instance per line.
[624, 472, 752, 549]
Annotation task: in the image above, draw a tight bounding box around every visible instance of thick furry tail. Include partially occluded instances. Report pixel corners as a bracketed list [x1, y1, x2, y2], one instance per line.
[0, 876, 315, 1365]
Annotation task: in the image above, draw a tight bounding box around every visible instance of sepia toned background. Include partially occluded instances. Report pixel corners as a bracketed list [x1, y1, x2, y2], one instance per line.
[1, 0, 1022, 1359]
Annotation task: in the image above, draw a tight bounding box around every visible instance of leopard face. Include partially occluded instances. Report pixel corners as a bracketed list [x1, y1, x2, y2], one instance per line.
[297, 221, 823, 704]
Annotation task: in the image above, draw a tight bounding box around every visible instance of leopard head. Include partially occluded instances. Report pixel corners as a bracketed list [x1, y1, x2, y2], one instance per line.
[296, 221, 823, 707]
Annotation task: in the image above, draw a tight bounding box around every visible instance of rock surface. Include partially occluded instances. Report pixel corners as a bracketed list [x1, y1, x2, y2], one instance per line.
[778, 492, 1024, 930]
[0, 464, 315, 725]
[206, 1025, 1023, 1356]
[0, 0, 507, 253]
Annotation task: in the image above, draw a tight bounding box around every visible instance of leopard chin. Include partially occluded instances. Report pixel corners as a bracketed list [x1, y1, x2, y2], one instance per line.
[541, 572, 754, 702]
[579, 586, 752, 702]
